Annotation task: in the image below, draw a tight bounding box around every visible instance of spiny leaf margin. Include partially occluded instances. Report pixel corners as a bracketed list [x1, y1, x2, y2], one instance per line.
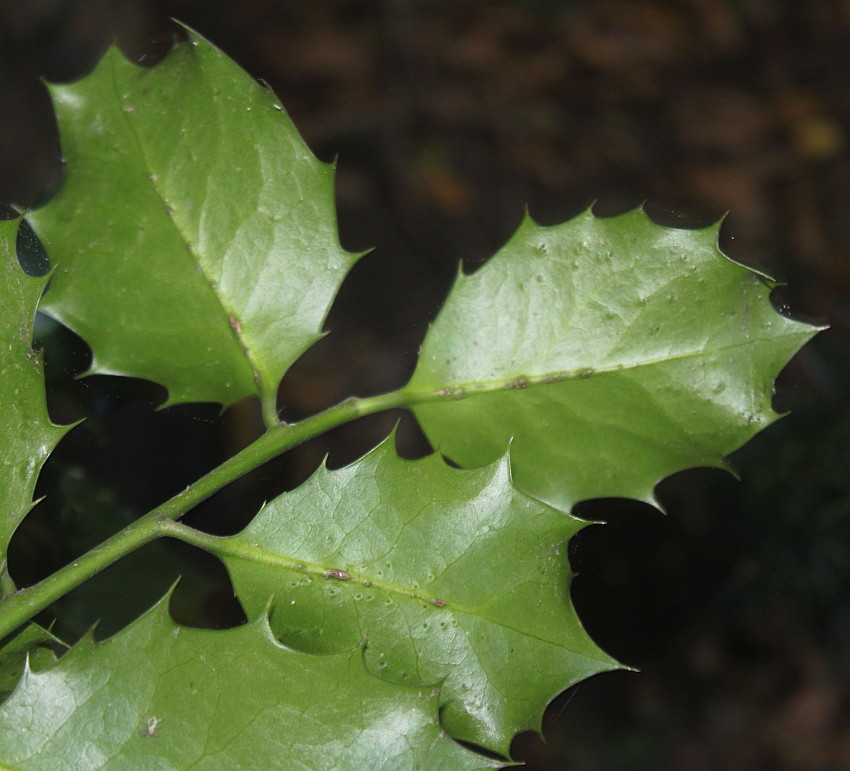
[406, 206, 820, 511]
[0, 624, 64, 704]
[28, 29, 361, 415]
[0, 595, 500, 770]
[222, 434, 619, 755]
[0, 218, 68, 589]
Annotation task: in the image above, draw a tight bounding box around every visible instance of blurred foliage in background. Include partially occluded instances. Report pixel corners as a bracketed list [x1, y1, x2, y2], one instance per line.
[3, 1, 850, 768]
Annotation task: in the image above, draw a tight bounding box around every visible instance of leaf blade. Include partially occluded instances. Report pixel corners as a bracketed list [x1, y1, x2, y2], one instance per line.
[405, 208, 820, 510]
[29, 31, 359, 412]
[0, 219, 66, 583]
[0, 598, 497, 770]
[221, 438, 618, 755]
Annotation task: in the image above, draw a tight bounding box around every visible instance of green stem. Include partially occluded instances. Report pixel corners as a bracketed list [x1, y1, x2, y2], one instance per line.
[0, 389, 408, 641]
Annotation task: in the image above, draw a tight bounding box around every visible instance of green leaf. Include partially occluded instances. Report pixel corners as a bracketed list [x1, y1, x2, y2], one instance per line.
[0, 219, 66, 584]
[221, 437, 618, 755]
[0, 598, 498, 770]
[28, 31, 360, 419]
[405, 208, 820, 511]
[0, 624, 63, 704]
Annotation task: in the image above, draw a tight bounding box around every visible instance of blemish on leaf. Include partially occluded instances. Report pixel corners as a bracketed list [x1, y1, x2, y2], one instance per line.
[229, 315, 242, 335]
[506, 377, 529, 389]
[141, 717, 161, 738]
[324, 569, 351, 580]
[578, 368, 595, 378]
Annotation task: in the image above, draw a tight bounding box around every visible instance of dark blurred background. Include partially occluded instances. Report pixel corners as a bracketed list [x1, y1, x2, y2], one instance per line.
[2, 1, 850, 768]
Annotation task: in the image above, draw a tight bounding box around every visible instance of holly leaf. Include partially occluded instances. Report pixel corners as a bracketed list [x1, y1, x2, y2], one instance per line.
[0, 219, 67, 586]
[28, 31, 360, 418]
[405, 208, 820, 511]
[0, 218, 69, 701]
[221, 437, 618, 755]
[0, 598, 499, 770]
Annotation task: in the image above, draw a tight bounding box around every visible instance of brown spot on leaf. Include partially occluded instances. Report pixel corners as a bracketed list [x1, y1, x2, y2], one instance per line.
[324, 569, 352, 580]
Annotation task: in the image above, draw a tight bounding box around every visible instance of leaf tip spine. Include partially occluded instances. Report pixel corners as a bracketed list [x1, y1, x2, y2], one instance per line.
[521, 205, 538, 228]
[581, 199, 599, 219]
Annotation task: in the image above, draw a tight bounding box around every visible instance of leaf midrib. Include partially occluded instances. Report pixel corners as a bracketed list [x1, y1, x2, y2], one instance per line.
[210, 532, 611, 663]
[405, 323, 813, 404]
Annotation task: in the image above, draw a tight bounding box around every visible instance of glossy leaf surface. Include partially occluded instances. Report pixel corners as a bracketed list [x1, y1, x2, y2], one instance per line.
[406, 209, 819, 510]
[222, 437, 618, 754]
[29, 32, 359, 414]
[0, 599, 497, 770]
[0, 220, 66, 584]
